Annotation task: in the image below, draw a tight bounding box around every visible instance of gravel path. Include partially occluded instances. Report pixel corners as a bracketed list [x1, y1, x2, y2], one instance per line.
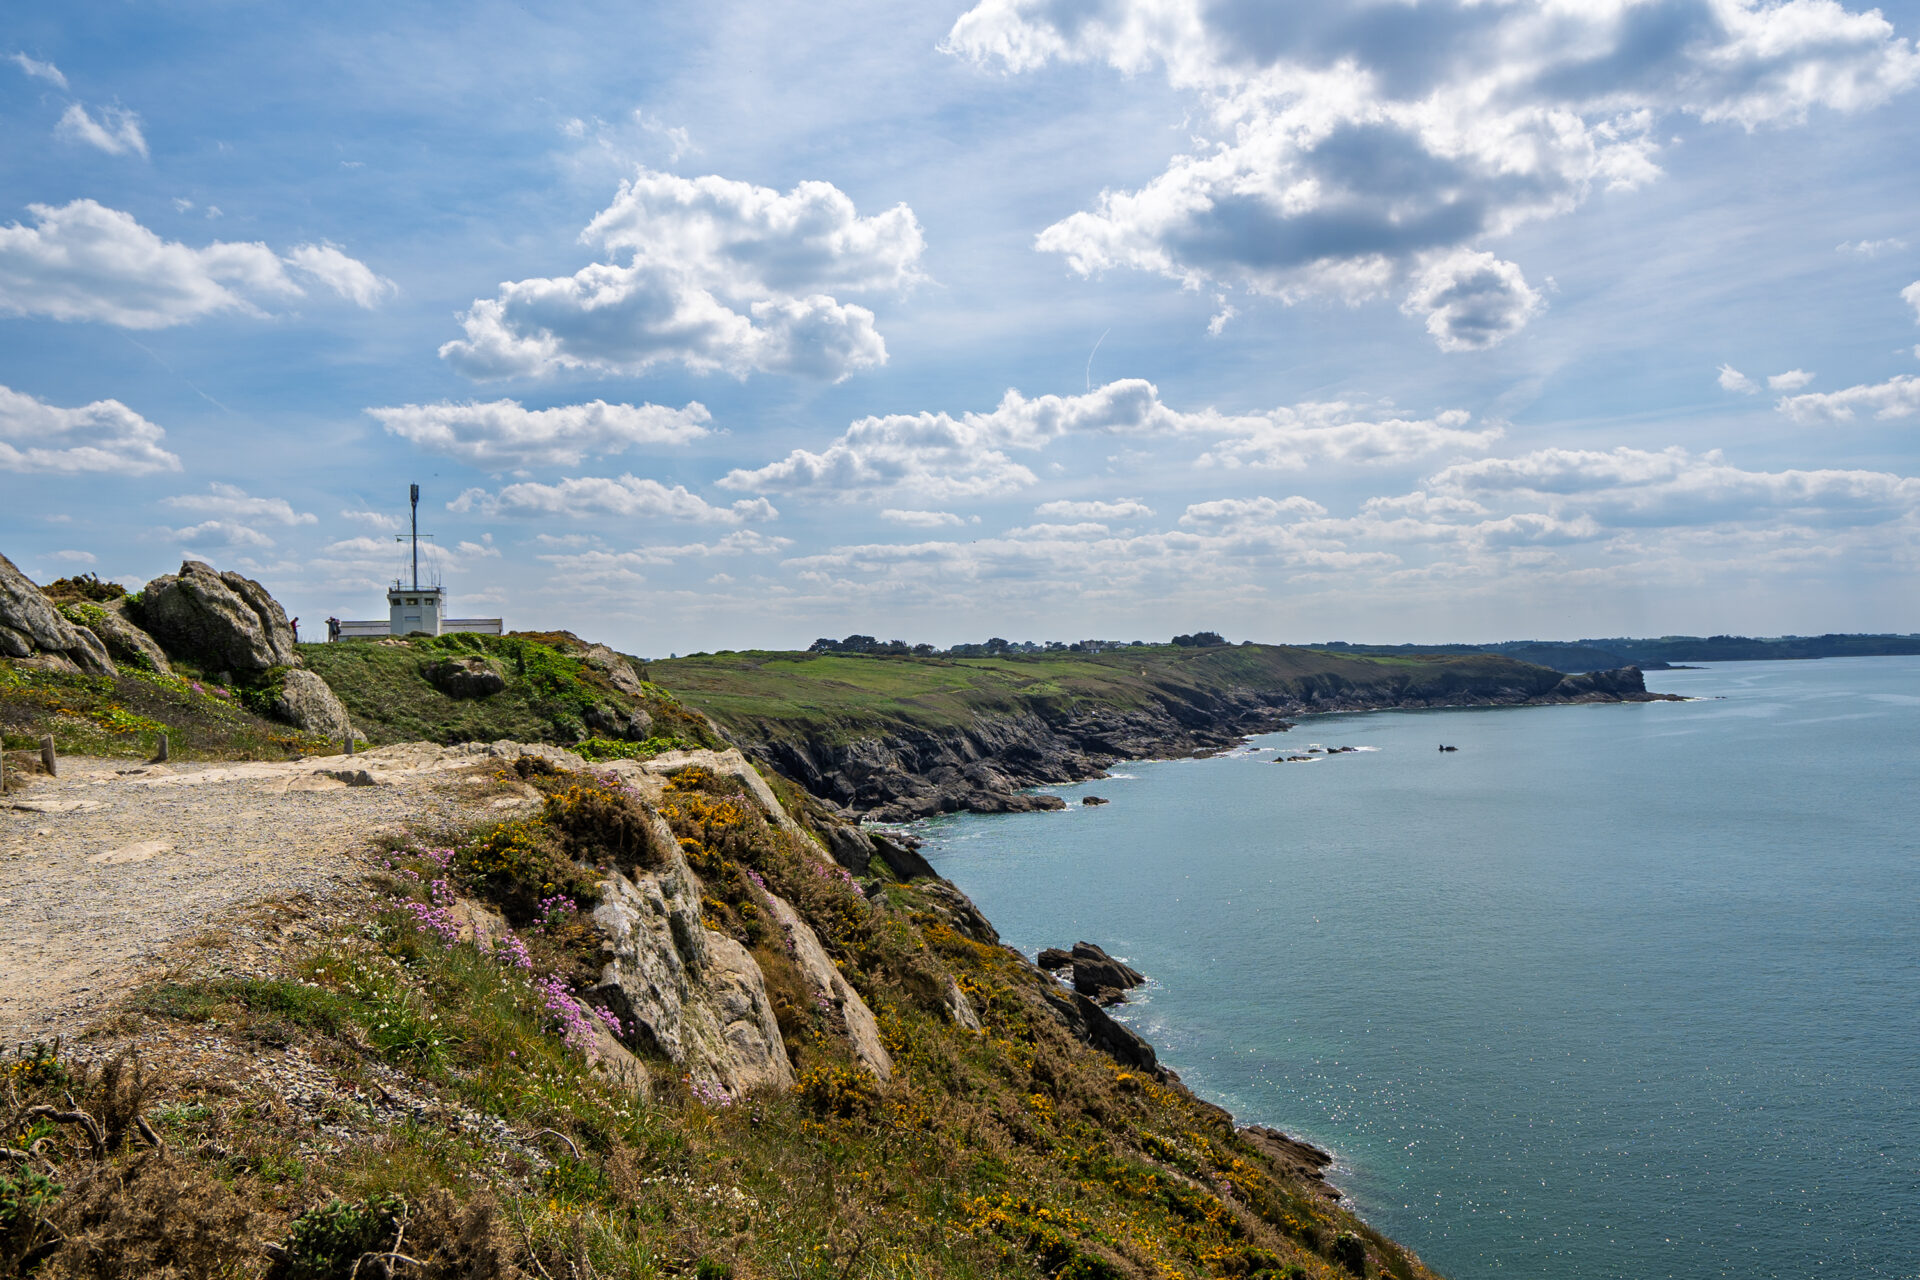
[0, 743, 542, 1052]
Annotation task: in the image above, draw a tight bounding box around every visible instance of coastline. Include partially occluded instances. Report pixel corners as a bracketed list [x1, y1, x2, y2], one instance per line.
[744, 664, 1677, 821]
[905, 661, 1920, 1277]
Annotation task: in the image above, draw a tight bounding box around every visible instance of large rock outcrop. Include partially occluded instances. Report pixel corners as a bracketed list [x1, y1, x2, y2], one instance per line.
[1042, 985, 1162, 1077]
[421, 655, 506, 699]
[587, 811, 794, 1097]
[0, 552, 115, 675]
[763, 890, 892, 1081]
[272, 669, 357, 740]
[582, 644, 647, 698]
[1068, 941, 1146, 1001]
[77, 599, 172, 675]
[1545, 666, 1650, 702]
[135, 560, 296, 674]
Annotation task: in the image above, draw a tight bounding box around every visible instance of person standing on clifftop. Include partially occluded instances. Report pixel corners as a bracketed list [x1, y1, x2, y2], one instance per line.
[290, 617, 299, 643]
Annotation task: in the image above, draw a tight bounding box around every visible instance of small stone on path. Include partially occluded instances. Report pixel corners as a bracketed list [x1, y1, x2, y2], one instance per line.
[89, 839, 176, 865]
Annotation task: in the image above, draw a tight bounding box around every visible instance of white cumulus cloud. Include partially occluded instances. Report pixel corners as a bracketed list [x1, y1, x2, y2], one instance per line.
[442, 168, 922, 381]
[0, 383, 181, 474]
[1034, 499, 1155, 521]
[1401, 252, 1544, 352]
[1194, 403, 1500, 471]
[1768, 369, 1815, 391]
[1718, 364, 1759, 394]
[368, 398, 711, 468]
[0, 200, 389, 328]
[166, 520, 278, 551]
[163, 483, 317, 526]
[947, 0, 1920, 348]
[1776, 374, 1920, 422]
[1178, 496, 1326, 526]
[1430, 445, 1920, 526]
[722, 379, 1496, 500]
[449, 474, 778, 524]
[536, 531, 794, 582]
[285, 243, 397, 308]
[1837, 238, 1907, 256]
[880, 509, 967, 527]
[55, 103, 147, 158]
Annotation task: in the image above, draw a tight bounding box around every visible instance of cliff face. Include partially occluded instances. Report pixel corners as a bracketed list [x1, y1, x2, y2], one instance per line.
[728, 662, 1662, 820]
[2, 736, 1446, 1280]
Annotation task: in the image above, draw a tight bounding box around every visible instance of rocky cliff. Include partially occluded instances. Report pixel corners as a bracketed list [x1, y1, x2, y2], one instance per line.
[723, 660, 1667, 819]
[1, 733, 1442, 1280]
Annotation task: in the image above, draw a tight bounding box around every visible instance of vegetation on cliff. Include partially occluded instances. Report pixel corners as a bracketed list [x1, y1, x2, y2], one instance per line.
[0, 658, 336, 766]
[645, 643, 1645, 817]
[651, 644, 1568, 746]
[1, 752, 1436, 1280]
[302, 633, 718, 756]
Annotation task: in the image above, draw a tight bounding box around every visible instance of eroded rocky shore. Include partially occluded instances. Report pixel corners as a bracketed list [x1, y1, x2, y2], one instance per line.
[745, 665, 1669, 819]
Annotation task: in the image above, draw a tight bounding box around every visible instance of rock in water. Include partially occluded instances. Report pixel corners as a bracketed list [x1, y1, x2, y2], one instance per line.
[1239, 1125, 1341, 1202]
[421, 655, 506, 699]
[272, 669, 357, 739]
[1069, 941, 1147, 1000]
[1043, 987, 1161, 1075]
[871, 830, 939, 881]
[0, 552, 116, 674]
[136, 560, 295, 673]
[1036, 947, 1074, 971]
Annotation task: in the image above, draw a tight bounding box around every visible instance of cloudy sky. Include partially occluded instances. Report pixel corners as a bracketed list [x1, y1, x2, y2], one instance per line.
[5, 0, 1919, 653]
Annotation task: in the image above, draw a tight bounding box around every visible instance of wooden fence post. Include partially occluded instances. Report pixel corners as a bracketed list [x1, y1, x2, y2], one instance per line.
[40, 735, 56, 778]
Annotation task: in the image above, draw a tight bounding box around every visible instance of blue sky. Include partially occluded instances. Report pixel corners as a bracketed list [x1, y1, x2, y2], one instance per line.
[4, 0, 1918, 654]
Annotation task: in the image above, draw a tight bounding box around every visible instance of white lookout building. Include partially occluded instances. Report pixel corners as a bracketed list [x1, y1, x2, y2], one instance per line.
[333, 485, 504, 639]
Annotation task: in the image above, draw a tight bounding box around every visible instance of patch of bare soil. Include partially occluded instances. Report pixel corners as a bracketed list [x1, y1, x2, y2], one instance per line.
[0, 742, 551, 1052]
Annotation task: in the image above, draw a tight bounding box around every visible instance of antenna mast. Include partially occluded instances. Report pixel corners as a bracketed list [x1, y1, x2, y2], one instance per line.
[409, 484, 421, 590]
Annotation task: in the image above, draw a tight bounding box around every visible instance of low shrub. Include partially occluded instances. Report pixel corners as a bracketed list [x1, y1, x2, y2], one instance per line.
[273, 1193, 406, 1280]
[41, 573, 125, 603]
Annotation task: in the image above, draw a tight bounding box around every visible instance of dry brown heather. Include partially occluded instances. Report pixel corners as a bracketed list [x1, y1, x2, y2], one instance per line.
[0, 744, 1441, 1280]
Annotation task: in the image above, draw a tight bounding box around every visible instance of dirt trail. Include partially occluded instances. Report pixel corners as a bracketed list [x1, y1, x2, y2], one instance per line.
[0, 743, 549, 1052]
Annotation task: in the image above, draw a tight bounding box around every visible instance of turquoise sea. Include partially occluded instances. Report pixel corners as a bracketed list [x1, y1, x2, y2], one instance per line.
[916, 658, 1919, 1279]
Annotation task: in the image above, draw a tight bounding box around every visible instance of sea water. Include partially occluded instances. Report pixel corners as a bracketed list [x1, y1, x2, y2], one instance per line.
[916, 658, 1919, 1279]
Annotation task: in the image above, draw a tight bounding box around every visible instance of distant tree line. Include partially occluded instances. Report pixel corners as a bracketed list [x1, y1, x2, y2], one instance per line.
[806, 630, 1234, 657]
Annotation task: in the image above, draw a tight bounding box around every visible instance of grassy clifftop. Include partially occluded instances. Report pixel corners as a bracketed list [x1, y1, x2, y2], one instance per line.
[301, 632, 719, 756]
[650, 644, 1562, 747]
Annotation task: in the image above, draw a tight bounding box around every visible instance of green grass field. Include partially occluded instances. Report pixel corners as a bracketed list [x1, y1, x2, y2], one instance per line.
[649, 644, 1559, 746]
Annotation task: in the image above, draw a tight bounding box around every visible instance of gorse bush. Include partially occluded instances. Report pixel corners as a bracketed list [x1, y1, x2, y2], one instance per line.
[452, 817, 598, 924]
[40, 573, 126, 603]
[543, 776, 663, 872]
